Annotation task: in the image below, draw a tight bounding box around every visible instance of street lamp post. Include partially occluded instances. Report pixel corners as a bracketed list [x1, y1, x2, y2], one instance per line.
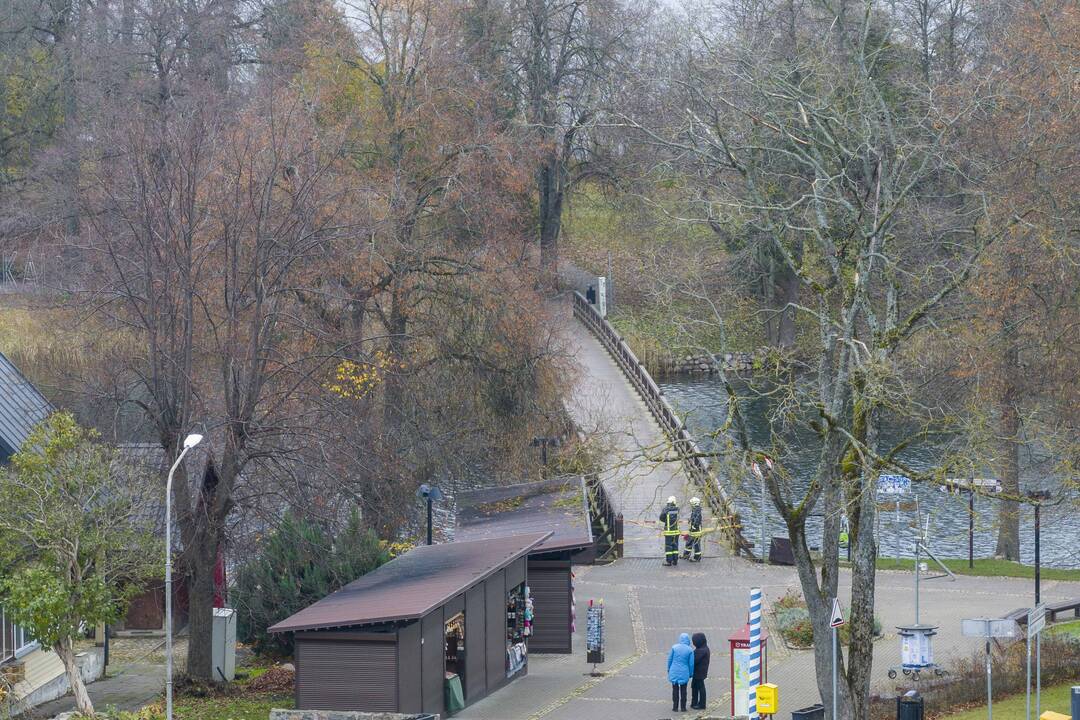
[166, 433, 203, 720]
[416, 484, 444, 546]
[1026, 490, 1050, 720]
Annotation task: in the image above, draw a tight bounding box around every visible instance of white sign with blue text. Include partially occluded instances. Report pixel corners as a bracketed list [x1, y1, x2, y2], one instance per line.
[877, 474, 911, 495]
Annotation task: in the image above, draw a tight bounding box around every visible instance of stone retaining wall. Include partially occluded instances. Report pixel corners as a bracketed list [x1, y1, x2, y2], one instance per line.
[659, 351, 757, 376]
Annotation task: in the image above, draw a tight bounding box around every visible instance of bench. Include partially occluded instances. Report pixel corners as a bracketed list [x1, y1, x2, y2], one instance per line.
[1046, 598, 1080, 621]
[1004, 607, 1029, 624]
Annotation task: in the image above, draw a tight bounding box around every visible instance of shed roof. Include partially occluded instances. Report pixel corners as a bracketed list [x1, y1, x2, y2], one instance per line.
[454, 477, 593, 554]
[0, 351, 52, 461]
[269, 532, 552, 633]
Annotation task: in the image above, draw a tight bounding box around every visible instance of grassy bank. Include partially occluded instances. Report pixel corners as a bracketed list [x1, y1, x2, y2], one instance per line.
[873, 557, 1080, 582]
[119, 665, 295, 720]
[1046, 620, 1080, 639]
[935, 681, 1078, 720]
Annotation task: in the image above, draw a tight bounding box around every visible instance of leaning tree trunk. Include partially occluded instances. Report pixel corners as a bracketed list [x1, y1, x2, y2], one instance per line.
[55, 639, 93, 715]
[780, 428, 852, 720]
[845, 402, 881, 720]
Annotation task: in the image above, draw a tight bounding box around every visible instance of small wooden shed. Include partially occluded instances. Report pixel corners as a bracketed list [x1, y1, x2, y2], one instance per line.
[455, 477, 595, 654]
[270, 532, 551, 717]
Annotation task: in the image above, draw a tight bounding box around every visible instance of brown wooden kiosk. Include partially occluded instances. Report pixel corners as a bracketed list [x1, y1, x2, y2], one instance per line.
[455, 477, 595, 654]
[270, 532, 551, 717]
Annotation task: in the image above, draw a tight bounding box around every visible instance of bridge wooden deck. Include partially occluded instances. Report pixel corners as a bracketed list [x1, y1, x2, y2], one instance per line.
[561, 304, 726, 559]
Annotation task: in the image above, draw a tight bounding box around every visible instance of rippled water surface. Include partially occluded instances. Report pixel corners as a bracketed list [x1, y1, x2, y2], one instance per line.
[660, 376, 1080, 569]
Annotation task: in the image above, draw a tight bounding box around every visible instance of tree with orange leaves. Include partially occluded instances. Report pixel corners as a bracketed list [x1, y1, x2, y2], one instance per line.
[960, 0, 1079, 559]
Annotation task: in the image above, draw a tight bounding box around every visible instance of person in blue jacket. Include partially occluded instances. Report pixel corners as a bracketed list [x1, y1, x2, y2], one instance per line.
[667, 632, 695, 712]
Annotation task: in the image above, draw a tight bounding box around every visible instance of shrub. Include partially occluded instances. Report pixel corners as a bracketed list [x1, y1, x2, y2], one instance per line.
[774, 589, 806, 611]
[234, 510, 389, 657]
[772, 589, 881, 648]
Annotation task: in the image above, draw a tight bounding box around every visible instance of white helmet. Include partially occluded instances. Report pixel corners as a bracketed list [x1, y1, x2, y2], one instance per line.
[667, 496, 677, 505]
[690, 497, 701, 506]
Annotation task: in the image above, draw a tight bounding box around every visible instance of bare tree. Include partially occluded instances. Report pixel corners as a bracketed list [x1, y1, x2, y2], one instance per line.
[622, 2, 1027, 717]
[509, 0, 630, 287]
[83, 81, 343, 679]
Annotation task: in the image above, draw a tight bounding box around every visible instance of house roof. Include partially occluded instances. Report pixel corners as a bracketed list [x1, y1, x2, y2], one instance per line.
[269, 532, 552, 633]
[0, 351, 52, 460]
[454, 476, 593, 554]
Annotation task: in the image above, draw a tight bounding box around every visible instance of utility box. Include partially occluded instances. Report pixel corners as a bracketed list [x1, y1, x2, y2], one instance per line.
[212, 607, 237, 682]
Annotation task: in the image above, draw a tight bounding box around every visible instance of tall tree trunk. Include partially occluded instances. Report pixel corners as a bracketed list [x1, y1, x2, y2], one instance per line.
[183, 466, 228, 681]
[995, 371, 1021, 560]
[55, 639, 93, 715]
[774, 266, 799, 349]
[185, 539, 217, 680]
[995, 241, 1023, 560]
[55, 1, 80, 237]
[383, 289, 409, 434]
[538, 152, 562, 290]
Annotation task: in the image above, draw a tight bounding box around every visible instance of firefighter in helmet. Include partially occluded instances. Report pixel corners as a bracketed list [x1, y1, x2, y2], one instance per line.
[660, 496, 680, 566]
[684, 496, 704, 562]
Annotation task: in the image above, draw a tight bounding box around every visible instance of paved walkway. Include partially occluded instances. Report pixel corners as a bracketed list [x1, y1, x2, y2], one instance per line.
[461, 549, 1080, 720]
[29, 663, 163, 718]
[458, 303, 1080, 720]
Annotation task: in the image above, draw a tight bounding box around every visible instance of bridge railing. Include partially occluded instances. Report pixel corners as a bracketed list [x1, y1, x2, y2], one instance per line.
[572, 291, 752, 556]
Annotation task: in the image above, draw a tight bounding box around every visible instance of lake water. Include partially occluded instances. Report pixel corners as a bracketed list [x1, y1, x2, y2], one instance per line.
[659, 375, 1080, 569]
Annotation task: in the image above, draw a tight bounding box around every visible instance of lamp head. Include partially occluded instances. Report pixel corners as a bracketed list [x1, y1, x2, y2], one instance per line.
[416, 484, 444, 501]
[183, 433, 204, 449]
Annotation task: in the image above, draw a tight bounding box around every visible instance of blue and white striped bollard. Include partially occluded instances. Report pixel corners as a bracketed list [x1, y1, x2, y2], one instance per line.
[749, 586, 763, 720]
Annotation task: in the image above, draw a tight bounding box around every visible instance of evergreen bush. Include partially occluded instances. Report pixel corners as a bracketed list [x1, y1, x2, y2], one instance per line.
[234, 511, 389, 657]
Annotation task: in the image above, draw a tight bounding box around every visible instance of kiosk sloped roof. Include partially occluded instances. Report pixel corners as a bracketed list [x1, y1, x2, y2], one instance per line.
[454, 476, 593, 553]
[270, 532, 551, 633]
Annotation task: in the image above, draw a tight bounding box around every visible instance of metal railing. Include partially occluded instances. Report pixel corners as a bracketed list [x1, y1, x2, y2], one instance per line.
[572, 292, 752, 556]
[585, 472, 623, 561]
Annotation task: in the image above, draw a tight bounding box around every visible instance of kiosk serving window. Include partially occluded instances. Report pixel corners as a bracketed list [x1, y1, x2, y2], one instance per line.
[505, 583, 528, 677]
[444, 613, 464, 676]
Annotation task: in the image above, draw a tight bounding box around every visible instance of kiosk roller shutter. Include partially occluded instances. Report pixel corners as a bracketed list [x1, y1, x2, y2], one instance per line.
[528, 567, 571, 653]
[296, 640, 396, 711]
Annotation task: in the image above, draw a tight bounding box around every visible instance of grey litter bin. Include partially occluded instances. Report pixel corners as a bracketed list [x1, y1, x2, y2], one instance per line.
[897, 691, 924, 720]
[791, 704, 825, 720]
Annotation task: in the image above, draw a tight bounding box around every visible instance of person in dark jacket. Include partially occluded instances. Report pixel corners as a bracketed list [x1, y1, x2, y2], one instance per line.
[690, 632, 711, 709]
[660, 496, 680, 566]
[667, 632, 694, 712]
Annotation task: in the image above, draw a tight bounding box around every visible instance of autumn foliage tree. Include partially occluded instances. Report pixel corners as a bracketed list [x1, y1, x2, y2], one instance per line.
[959, 0, 1079, 558]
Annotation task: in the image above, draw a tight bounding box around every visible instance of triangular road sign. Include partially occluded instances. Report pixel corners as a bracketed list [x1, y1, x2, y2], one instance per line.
[830, 598, 845, 628]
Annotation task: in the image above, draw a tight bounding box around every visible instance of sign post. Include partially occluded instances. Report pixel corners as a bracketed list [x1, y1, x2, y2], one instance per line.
[877, 475, 911, 563]
[962, 618, 1020, 720]
[830, 598, 845, 720]
[1026, 605, 1046, 720]
[596, 276, 607, 318]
